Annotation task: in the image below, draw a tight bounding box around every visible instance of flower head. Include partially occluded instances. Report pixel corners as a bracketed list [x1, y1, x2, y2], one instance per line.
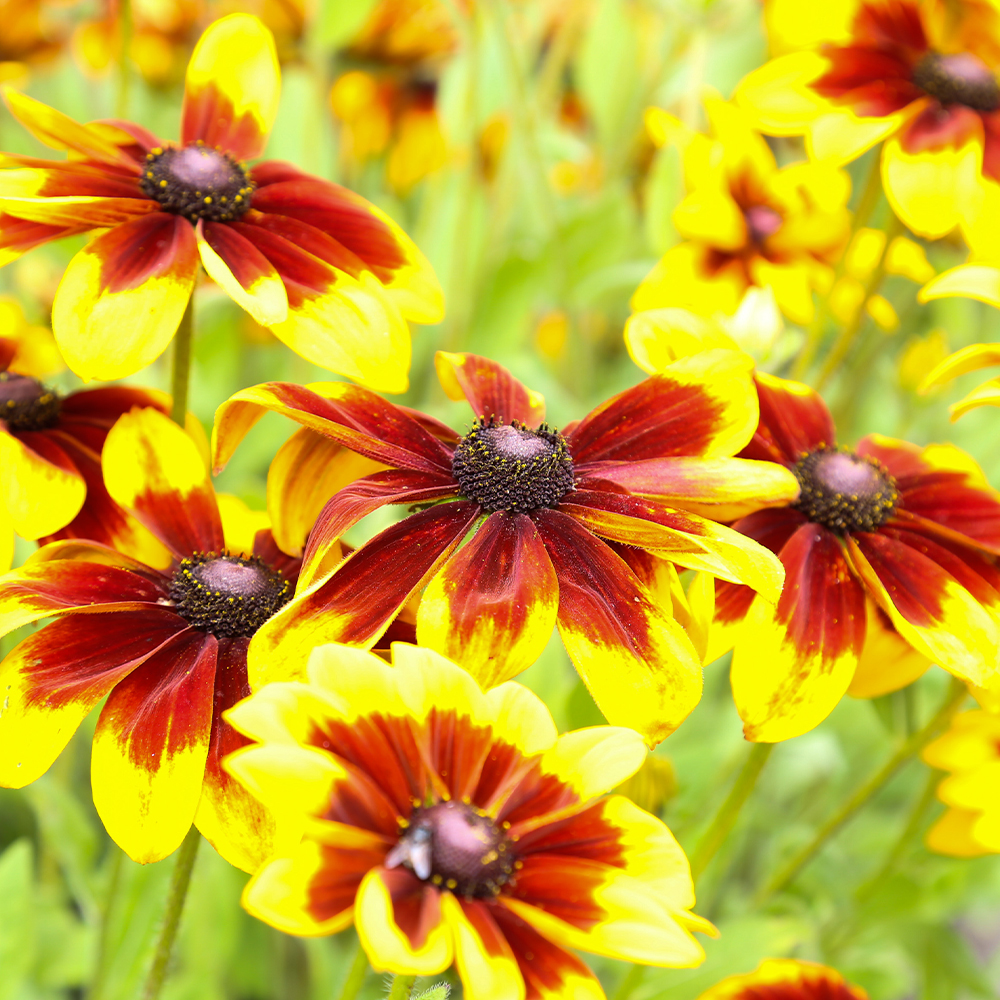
[695, 958, 868, 1000]
[212, 350, 798, 746]
[0, 13, 443, 391]
[227, 642, 714, 998]
[0, 406, 315, 869]
[632, 97, 851, 324]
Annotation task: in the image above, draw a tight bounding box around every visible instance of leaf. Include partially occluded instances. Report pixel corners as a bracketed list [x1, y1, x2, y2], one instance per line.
[0, 839, 36, 1000]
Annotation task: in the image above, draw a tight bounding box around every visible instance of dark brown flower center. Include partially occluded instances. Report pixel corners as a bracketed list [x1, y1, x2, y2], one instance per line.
[792, 447, 899, 534]
[140, 142, 255, 222]
[452, 417, 575, 513]
[385, 800, 515, 898]
[912, 51, 1000, 112]
[744, 204, 783, 244]
[0, 372, 60, 431]
[168, 552, 290, 637]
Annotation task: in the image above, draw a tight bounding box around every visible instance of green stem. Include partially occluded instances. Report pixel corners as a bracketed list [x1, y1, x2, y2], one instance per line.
[116, 0, 133, 119]
[141, 826, 201, 1000]
[86, 845, 124, 1000]
[758, 678, 966, 902]
[387, 973, 416, 1000]
[336, 940, 370, 1000]
[612, 964, 646, 1000]
[169, 297, 194, 426]
[689, 742, 774, 882]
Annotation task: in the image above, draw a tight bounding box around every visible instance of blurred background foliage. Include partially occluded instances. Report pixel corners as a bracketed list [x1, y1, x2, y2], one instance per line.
[2, 0, 1000, 997]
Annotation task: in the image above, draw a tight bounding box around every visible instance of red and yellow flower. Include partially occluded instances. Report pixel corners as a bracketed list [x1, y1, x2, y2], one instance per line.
[212, 350, 797, 747]
[0, 13, 443, 391]
[736, 0, 1000, 239]
[695, 958, 868, 1000]
[631, 98, 851, 324]
[228, 642, 714, 999]
[0, 406, 311, 869]
[923, 709, 1000, 856]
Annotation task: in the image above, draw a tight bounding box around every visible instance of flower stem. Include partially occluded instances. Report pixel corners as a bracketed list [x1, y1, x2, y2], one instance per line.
[336, 940, 370, 1000]
[758, 678, 967, 902]
[170, 297, 194, 426]
[387, 973, 416, 1000]
[612, 964, 646, 1000]
[689, 742, 774, 882]
[141, 826, 201, 1000]
[87, 844, 124, 1000]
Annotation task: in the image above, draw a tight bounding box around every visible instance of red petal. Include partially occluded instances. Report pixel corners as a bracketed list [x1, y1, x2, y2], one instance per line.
[239, 211, 368, 278]
[434, 352, 546, 425]
[90, 212, 198, 294]
[741, 373, 836, 465]
[60, 385, 169, 424]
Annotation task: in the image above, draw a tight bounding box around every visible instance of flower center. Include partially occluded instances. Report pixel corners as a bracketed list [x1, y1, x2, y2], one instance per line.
[792, 447, 899, 534]
[385, 800, 515, 898]
[0, 372, 60, 431]
[912, 51, 1000, 112]
[744, 204, 783, 244]
[452, 417, 575, 513]
[140, 142, 255, 223]
[168, 552, 290, 638]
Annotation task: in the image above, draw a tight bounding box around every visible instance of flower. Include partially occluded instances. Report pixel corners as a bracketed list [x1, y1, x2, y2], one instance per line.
[695, 958, 868, 1000]
[0, 13, 444, 391]
[0, 406, 312, 869]
[212, 350, 797, 746]
[735, 0, 1000, 239]
[227, 642, 715, 999]
[0, 340, 172, 574]
[625, 313, 1000, 741]
[631, 97, 851, 325]
[0, 0, 67, 84]
[923, 709, 1000, 856]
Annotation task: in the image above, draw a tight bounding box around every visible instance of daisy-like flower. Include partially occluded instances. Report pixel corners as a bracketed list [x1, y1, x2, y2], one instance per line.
[625, 312, 1000, 741]
[0, 338, 172, 573]
[0, 407, 314, 870]
[735, 0, 1000, 239]
[212, 350, 797, 747]
[227, 642, 714, 1000]
[631, 97, 851, 325]
[0, 13, 443, 391]
[694, 958, 868, 1000]
[923, 709, 1000, 856]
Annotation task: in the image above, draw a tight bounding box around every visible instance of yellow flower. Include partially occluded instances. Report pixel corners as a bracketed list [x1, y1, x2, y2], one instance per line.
[918, 337, 1000, 418]
[695, 958, 868, 1000]
[632, 98, 851, 325]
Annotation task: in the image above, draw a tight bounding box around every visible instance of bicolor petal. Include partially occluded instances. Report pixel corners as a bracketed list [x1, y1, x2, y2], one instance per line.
[442, 895, 524, 1000]
[435, 352, 546, 425]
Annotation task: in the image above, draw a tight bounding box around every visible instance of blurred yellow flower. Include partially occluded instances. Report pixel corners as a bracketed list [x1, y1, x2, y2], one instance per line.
[696, 958, 868, 1000]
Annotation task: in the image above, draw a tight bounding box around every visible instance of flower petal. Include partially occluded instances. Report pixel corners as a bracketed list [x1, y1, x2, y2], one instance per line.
[0, 195, 157, 228]
[91, 630, 217, 863]
[52, 214, 198, 381]
[0, 214, 90, 266]
[434, 352, 546, 425]
[181, 13, 280, 160]
[918, 341, 1000, 391]
[416, 511, 559, 688]
[442, 895, 524, 1000]
[0, 608, 186, 787]
[847, 602, 931, 699]
[731, 524, 867, 742]
[534, 509, 702, 747]
[103, 406, 223, 558]
[919, 264, 1000, 311]
[742, 371, 835, 465]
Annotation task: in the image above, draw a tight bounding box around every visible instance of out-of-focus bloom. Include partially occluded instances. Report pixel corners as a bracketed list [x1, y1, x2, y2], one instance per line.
[736, 0, 1000, 239]
[0, 332, 171, 573]
[0, 14, 443, 391]
[0, 0, 67, 84]
[616, 755, 677, 816]
[898, 327, 949, 392]
[632, 99, 851, 325]
[212, 350, 797, 747]
[228, 643, 714, 998]
[696, 958, 868, 1000]
[918, 338, 1000, 417]
[923, 709, 1000, 856]
[626, 316, 1000, 741]
[0, 407, 306, 868]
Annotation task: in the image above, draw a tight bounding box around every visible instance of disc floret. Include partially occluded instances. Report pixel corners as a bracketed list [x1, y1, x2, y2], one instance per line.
[792, 446, 899, 534]
[452, 416, 575, 513]
[912, 51, 1000, 112]
[0, 372, 60, 431]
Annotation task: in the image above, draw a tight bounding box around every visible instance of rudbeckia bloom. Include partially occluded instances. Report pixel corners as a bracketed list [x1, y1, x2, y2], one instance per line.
[227, 642, 714, 999]
[923, 709, 1000, 856]
[213, 350, 797, 746]
[631, 98, 851, 324]
[0, 13, 443, 391]
[0, 406, 308, 870]
[695, 958, 868, 1000]
[735, 0, 1000, 238]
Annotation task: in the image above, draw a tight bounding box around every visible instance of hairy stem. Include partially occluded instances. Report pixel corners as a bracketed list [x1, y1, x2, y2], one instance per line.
[387, 973, 417, 1000]
[170, 297, 195, 426]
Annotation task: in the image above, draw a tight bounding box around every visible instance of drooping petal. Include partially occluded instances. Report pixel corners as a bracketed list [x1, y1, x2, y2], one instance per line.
[51, 214, 198, 381]
[103, 406, 223, 558]
[181, 13, 280, 160]
[741, 371, 835, 465]
[731, 524, 867, 742]
[0, 194, 157, 229]
[441, 895, 524, 1000]
[91, 630, 218, 863]
[534, 509, 702, 747]
[0, 608, 187, 787]
[0, 214, 91, 266]
[919, 264, 1000, 311]
[416, 511, 560, 689]
[918, 341, 1000, 391]
[434, 352, 546, 425]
